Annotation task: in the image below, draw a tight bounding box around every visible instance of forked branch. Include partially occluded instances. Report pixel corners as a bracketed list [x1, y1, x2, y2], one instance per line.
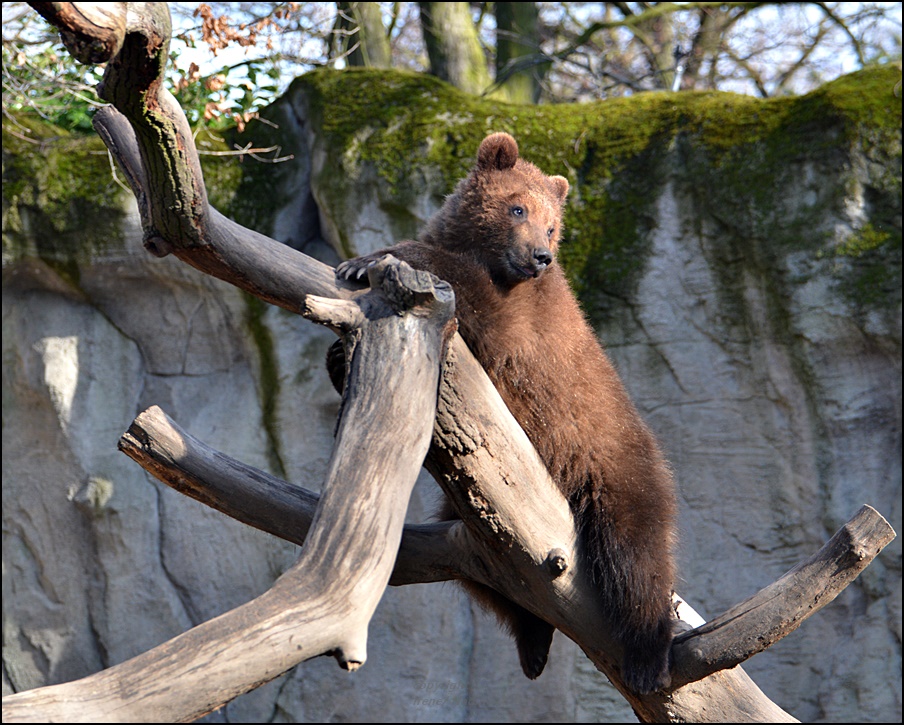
[3, 253, 455, 724]
[5, 3, 897, 724]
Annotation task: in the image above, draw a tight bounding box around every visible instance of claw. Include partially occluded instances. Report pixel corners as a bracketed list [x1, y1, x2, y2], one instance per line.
[336, 257, 379, 283]
[336, 262, 356, 280]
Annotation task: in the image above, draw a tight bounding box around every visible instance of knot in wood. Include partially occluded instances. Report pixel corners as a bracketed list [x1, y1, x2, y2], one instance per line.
[143, 233, 173, 257]
[545, 548, 569, 577]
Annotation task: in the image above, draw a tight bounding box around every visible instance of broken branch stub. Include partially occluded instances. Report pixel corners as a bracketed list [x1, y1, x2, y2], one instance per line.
[12, 4, 898, 724]
[2, 257, 454, 724]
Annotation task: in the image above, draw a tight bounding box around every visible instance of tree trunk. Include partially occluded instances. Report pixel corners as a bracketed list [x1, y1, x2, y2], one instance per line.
[4, 3, 898, 723]
[418, 1, 493, 95]
[680, 6, 736, 91]
[631, 5, 677, 90]
[333, 1, 391, 68]
[495, 1, 545, 103]
[1, 252, 455, 723]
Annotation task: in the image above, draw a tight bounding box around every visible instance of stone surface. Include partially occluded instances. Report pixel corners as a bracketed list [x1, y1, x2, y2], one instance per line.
[3, 66, 900, 723]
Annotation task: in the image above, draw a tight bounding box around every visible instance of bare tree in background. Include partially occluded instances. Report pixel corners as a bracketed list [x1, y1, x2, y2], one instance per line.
[496, 1, 545, 103]
[542, 2, 902, 99]
[1, 4, 897, 723]
[332, 1, 391, 68]
[418, 1, 494, 95]
[3, 1, 901, 123]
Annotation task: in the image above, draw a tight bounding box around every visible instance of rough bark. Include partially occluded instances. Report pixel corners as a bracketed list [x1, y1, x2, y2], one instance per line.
[334, 1, 392, 68]
[669, 504, 897, 689]
[495, 1, 545, 103]
[2, 252, 455, 723]
[417, 1, 494, 95]
[4, 3, 897, 723]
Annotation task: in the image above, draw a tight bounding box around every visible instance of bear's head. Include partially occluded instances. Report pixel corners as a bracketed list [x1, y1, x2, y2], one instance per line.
[463, 133, 570, 288]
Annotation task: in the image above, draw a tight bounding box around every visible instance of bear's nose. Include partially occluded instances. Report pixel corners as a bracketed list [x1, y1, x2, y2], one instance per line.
[533, 247, 553, 270]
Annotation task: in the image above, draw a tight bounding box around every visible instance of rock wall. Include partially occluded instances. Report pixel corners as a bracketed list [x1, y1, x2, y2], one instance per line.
[3, 65, 901, 723]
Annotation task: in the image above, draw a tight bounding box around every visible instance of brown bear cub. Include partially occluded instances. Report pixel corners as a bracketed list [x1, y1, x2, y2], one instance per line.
[335, 132, 678, 695]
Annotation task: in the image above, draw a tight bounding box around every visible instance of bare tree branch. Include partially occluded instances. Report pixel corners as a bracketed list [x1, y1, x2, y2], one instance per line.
[4, 4, 897, 724]
[811, 0, 866, 64]
[671, 505, 897, 689]
[2, 250, 455, 723]
[125, 402, 463, 585]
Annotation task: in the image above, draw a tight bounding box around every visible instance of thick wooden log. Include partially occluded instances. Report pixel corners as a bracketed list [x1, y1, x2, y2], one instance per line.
[1, 258, 454, 723]
[9, 3, 897, 723]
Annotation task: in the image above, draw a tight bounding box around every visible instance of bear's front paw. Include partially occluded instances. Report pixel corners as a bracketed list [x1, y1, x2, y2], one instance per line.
[336, 255, 380, 282]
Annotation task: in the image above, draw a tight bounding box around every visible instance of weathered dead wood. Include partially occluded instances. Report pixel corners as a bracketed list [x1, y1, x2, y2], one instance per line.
[116, 403, 465, 586]
[109, 368, 899, 692]
[6, 3, 896, 724]
[105, 331, 896, 722]
[29, 2, 125, 63]
[92, 98, 346, 309]
[34, 2, 344, 310]
[423, 337, 801, 724]
[2, 256, 454, 724]
[670, 504, 897, 689]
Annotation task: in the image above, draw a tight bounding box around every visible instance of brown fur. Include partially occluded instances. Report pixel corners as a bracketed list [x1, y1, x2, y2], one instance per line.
[335, 133, 678, 694]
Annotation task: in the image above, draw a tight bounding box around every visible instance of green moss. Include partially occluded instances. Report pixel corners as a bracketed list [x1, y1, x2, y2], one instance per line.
[290, 64, 901, 320]
[7, 63, 897, 325]
[2, 112, 129, 282]
[836, 223, 893, 258]
[2, 112, 295, 475]
[292, 68, 675, 301]
[1, 112, 250, 291]
[244, 294, 287, 479]
[829, 221, 902, 310]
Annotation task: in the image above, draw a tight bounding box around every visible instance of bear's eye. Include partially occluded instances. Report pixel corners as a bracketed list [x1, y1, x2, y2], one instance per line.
[547, 227, 555, 238]
[511, 206, 524, 217]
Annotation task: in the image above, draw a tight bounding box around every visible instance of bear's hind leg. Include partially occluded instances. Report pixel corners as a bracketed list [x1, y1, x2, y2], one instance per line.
[620, 609, 674, 694]
[460, 580, 555, 679]
[510, 606, 556, 680]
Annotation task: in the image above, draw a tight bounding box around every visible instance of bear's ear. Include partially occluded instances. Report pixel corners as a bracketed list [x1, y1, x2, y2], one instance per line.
[477, 133, 519, 171]
[549, 175, 569, 202]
